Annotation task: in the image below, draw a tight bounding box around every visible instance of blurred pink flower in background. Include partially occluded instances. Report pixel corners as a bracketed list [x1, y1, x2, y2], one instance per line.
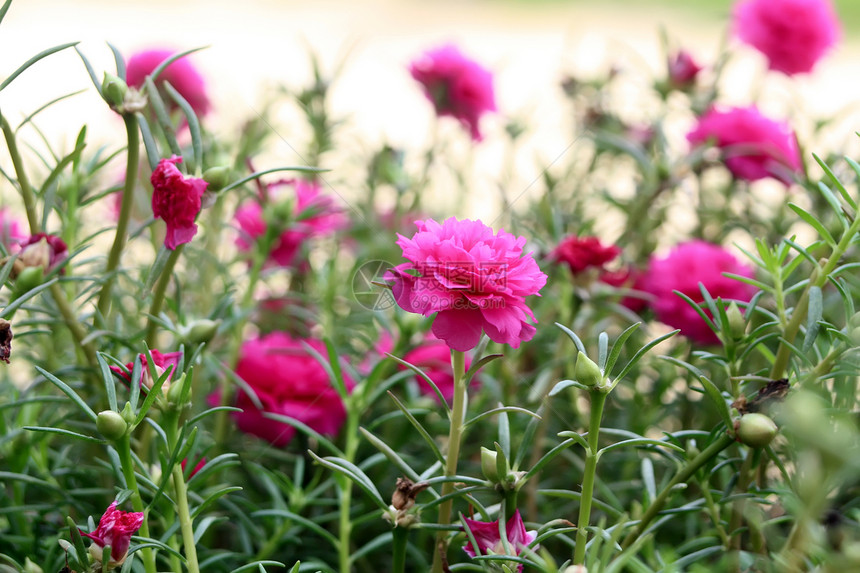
[80, 501, 144, 566]
[667, 50, 702, 89]
[410, 44, 497, 141]
[151, 155, 207, 250]
[16, 233, 68, 272]
[110, 349, 183, 392]
[687, 106, 802, 185]
[401, 335, 475, 402]
[462, 509, 537, 572]
[641, 240, 756, 344]
[234, 179, 347, 268]
[733, 0, 840, 76]
[126, 49, 211, 117]
[0, 208, 25, 250]
[599, 266, 648, 313]
[551, 235, 621, 276]
[228, 332, 352, 447]
[388, 217, 546, 352]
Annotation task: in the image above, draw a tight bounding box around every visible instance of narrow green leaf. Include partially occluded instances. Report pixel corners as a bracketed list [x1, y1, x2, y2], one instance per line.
[143, 75, 181, 158]
[604, 322, 641, 377]
[803, 285, 823, 352]
[613, 329, 679, 383]
[23, 426, 105, 444]
[16, 90, 87, 132]
[641, 458, 656, 504]
[107, 42, 126, 80]
[386, 391, 445, 464]
[788, 203, 836, 246]
[524, 438, 578, 481]
[386, 353, 450, 415]
[147, 47, 208, 85]
[1, 278, 58, 318]
[251, 508, 340, 548]
[1, 41, 79, 92]
[219, 166, 326, 194]
[359, 426, 421, 482]
[67, 516, 90, 570]
[814, 152, 857, 210]
[97, 353, 118, 412]
[35, 366, 97, 422]
[548, 379, 589, 396]
[261, 411, 343, 457]
[231, 562, 286, 573]
[308, 452, 387, 510]
[137, 113, 160, 171]
[597, 331, 609, 371]
[598, 437, 684, 456]
[555, 322, 586, 355]
[164, 81, 202, 172]
[464, 406, 541, 429]
[0, 0, 12, 27]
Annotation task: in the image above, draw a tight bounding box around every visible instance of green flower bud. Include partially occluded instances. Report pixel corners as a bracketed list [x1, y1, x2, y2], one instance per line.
[102, 72, 128, 109]
[14, 266, 44, 295]
[481, 447, 500, 483]
[23, 558, 44, 573]
[725, 301, 747, 340]
[202, 166, 231, 192]
[184, 319, 219, 345]
[574, 351, 603, 388]
[96, 410, 128, 441]
[737, 413, 778, 449]
[167, 373, 190, 406]
[120, 401, 136, 426]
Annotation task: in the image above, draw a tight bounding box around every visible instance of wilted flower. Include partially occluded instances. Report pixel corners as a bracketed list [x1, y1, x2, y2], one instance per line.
[687, 106, 802, 185]
[234, 179, 347, 268]
[14, 233, 68, 275]
[227, 332, 352, 447]
[733, 0, 840, 76]
[126, 49, 211, 116]
[641, 240, 756, 344]
[401, 335, 475, 402]
[151, 155, 207, 250]
[462, 509, 538, 572]
[388, 217, 547, 352]
[667, 50, 702, 89]
[80, 501, 144, 566]
[551, 236, 620, 276]
[410, 44, 497, 141]
[110, 349, 183, 392]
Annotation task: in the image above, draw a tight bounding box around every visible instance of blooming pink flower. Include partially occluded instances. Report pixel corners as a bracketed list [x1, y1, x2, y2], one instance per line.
[16, 233, 68, 272]
[599, 266, 648, 313]
[462, 510, 537, 572]
[80, 501, 144, 565]
[667, 50, 702, 89]
[410, 44, 497, 141]
[641, 241, 756, 344]
[401, 335, 475, 402]
[181, 457, 206, 479]
[687, 106, 802, 185]
[151, 156, 207, 250]
[551, 236, 621, 276]
[388, 218, 547, 352]
[126, 49, 211, 116]
[733, 0, 840, 76]
[228, 332, 352, 447]
[0, 208, 25, 250]
[234, 179, 347, 268]
[110, 349, 183, 392]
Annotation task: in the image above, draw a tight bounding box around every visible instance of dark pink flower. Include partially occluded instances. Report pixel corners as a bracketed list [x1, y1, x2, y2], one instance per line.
[388, 218, 547, 352]
[667, 50, 702, 89]
[80, 501, 144, 565]
[228, 332, 352, 447]
[110, 349, 183, 392]
[410, 44, 497, 141]
[599, 266, 648, 313]
[401, 335, 475, 402]
[551, 236, 621, 275]
[151, 155, 207, 250]
[640, 240, 756, 344]
[462, 510, 537, 572]
[733, 0, 840, 76]
[234, 179, 347, 268]
[17, 233, 68, 272]
[181, 457, 206, 479]
[0, 208, 25, 250]
[126, 49, 211, 116]
[687, 106, 802, 185]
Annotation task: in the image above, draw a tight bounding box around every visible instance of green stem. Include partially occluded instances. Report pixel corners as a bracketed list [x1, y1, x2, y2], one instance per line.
[338, 410, 361, 573]
[431, 350, 467, 573]
[97, 113, 139, 319]
[729, 449, 756, 562]
[392, 527, 408, 573]
[0, 112, 39, 233]
[699, 475, 730, 548]
[171, 464, 201, 573]
[49, 282, 97, 370]
[573, 390, 607, 565]
[117, 436, 156, 573]
[621, 432, 735, 550]
[144, 246, 183, 348]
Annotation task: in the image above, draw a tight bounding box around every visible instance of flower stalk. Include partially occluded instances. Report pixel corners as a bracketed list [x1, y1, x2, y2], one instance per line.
[145, 245, 184, 347]
[116, 435, 156, 573]
[572, 389, 607, 565]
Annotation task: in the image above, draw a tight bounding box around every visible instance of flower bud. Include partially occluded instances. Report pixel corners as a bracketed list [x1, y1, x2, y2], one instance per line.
[737, 413, 778, 448]
[19, 238, 51, 270]
[184, 319, 219, 345]
[120, 401, 136, 426]
[102, 72, 129, 109]
[726, 301, 747, 340]
[481, 447, 500, 483]
[22, 558, 43, 573]
[167, 373, 190, 406]
[13, 265, 44, 295]
[202, 166, 231, 192]
[96, 410, 128, 441]
[574, 351, 603, 388]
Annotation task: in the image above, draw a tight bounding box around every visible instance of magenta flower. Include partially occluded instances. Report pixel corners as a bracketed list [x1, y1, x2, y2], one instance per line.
[388, 218, 547, 352]
[0, 208, 25, 250]
[234, 179, 347, 268]
[151, 156, 207, 250]
[551, 236, 621, 276]
[667, 50, 702, 89]
[733, 0, 840, 76]
[462, 510, 537, 572]
[16, 233, 68, 272]
[126, 49, 211, 116]
[181, 457, 206, 479]
[410, 44, 497, 141]
[227, 332, 352, 447]
[110, 349, 183, 392]
[80, 501, 144, 565]
[687, 106, 802, 185]
[401, 335, 475, 402]
[641, 241, 756, 344]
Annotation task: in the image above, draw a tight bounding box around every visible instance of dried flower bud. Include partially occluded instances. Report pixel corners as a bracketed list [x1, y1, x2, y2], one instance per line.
[391, 477, 429, 511]
[0, 319, 11, 364]
[96, 410, 128, 441]
[574, 351, 603, 388]
[737, 413, 778, 448]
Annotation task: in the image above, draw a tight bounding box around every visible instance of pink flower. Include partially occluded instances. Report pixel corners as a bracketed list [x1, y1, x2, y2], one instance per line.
[667, 50, 702, 89]
[80, 501, 144, 565]
[0, 208, 25, 250]
[410, 44, 497, 141]
[110, 349, 183, 392]
[687, 106, 802, 185]
[462, 510, 537, 572]
[641, 241, 756, 344]
[551, 236, 621, 276]
[388, 217, 547, 352]
[234, 179, 347, 268]
[151, 156, 207, 250]
[401, 335, 475, 402]
[126, 49, 211, 116]
[733, 0, 840, 76]
[181, 457, 206, 479]
[229, 332, 352, 447]
[599, 266, 648, 313]
[16, 233, 68, 272]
